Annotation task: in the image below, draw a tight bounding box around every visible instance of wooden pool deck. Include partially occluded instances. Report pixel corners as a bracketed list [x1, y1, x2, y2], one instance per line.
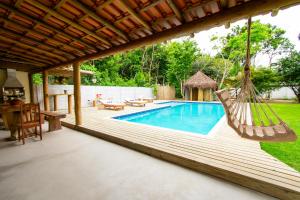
[61, 103, 300, 200]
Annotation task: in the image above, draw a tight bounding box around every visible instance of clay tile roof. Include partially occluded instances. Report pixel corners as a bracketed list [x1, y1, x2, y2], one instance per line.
[184, 71, 217, 89]
[0, 0, 296, 72]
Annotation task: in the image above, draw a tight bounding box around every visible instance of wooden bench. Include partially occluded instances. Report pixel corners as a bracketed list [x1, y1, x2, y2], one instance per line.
[41, 111, 66, 132]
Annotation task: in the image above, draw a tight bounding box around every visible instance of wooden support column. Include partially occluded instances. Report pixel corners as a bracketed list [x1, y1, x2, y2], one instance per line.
[42, 70, 49, 111]
[53, 95, 58, 111]
[68, 94, 72, 114]
[73, 62, 82, 125]
[198, 88, 204, 101]
[190, 88, 193, 101]
[28, 73, 34, 103]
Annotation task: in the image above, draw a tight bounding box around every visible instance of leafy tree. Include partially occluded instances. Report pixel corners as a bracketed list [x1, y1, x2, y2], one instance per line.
[251, 67, 281, 94]
[192, 54, 233, 88]
[277, 51, 300, 102]
[32, 73, 42, 85]
[166, 40, 198, 97]
[211, 20, 293, 68]
[80, 62, 97, 85]
[134, 71, 147, 86]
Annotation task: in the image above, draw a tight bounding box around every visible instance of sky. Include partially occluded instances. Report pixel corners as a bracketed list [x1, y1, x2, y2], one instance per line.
[175, 5, 300, 66]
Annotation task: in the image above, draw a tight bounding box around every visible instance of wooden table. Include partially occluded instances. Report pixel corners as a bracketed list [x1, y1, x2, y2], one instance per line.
[48, 94, 73, 114]
[41, 111, 66, 132]
[0, 104, 21, 139]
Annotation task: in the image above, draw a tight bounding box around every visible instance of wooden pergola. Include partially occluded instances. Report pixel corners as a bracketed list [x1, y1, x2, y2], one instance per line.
[0, 0, 299, 126]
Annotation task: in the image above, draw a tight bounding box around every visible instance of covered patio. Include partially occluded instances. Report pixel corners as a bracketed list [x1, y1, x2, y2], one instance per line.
[0, 125, 274, 200]
[1, 0, 300, 199]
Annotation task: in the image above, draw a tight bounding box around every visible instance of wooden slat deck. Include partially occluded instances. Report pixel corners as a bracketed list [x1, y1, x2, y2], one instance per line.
[61, 105, 300, 199]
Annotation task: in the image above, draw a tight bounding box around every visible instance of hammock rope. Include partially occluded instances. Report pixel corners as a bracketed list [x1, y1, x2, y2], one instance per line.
[215, 18, 297, 142]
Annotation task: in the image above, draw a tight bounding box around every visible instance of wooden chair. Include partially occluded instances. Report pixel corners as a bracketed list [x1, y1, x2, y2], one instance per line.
[17, 103, 42, 144]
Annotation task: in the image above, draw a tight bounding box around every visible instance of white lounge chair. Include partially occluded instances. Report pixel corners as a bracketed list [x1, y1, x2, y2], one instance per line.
[124, 99, 147, 107]
[98, 100, 125, 110]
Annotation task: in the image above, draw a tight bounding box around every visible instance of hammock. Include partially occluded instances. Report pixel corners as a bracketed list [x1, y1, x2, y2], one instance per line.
[215, 18, 297, 142]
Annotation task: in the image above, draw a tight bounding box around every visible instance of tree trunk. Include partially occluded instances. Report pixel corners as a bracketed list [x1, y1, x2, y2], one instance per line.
[148, 45, 155, 84]
[180, 80, 184, 98]
[291, 86, 300, 103]
[141, 47, 147, 72]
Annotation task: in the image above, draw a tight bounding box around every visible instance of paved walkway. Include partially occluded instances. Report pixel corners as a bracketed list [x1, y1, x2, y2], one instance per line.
[0, 126, 275, 200]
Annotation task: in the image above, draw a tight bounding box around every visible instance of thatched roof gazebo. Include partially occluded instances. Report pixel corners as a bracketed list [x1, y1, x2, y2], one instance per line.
[184, 71, 217, 101]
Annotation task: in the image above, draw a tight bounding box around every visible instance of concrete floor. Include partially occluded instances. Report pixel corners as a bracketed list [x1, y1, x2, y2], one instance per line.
[0, 126, 276, 200]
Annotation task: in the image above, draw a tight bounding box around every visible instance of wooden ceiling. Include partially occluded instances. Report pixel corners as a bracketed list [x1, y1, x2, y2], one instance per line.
[0, 0, 299, 73]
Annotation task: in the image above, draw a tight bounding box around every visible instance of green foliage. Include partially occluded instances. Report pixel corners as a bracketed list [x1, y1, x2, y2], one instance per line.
[63, 41, 199, 97]
[212, 20, 293, 66]
[260, 103, 300, 172]
[193, 54, 233, 88]
[251, 67, 281, 94]
[134, 71, 147, 86]
[166, 40, 198, 97]
[80, 62, 97, 85]
[32, 73, 42, 85]
[210, 20, 295, 94]
[277, 51, 300, 102]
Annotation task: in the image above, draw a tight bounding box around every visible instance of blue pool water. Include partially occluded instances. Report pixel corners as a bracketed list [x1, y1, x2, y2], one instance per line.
[114, 102, 225, 135]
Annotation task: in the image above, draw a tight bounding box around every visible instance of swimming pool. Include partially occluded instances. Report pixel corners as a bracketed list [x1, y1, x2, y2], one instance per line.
[114, 102, 225, 135]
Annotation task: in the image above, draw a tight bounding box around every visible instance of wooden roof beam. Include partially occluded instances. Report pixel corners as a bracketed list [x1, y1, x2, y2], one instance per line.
[0, 50, 54, 65]
[69, 0, 129, 41]
[32, 0, 300, 73]
[42, 0, 69, 31]
[0, 18, 83, 57]
[166, 0, 184, 22]
[14, 0, 23, 8]
[95, 0, 114, 12]
[115, 0, 191, 26]
[0, 3, 97, 52]
[118, 0, 152, 30]
[220, 0, 229, 8]
[0, 35, 66, 62]
[24, 0, 111, 46]
[0, 61, 36, 72]
[140, 0, 165, 12]
[0, 57, 45, 67]
[0, 43, 57, 65]
[0, 26, 76, 59]
[0, 53, 47, 66]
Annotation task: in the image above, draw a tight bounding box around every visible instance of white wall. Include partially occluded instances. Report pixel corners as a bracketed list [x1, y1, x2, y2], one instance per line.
[270, 87, 296, 99]
[34, 85, 153, 110]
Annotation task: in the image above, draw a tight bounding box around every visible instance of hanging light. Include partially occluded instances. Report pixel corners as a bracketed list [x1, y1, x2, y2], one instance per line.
[92, 76, 97, 84]
[271, 9, 279, 17]
[225, 22, 230, 29]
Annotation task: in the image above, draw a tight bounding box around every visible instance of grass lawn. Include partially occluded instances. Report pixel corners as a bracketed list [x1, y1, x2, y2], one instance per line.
[260, 103, 300, 172]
